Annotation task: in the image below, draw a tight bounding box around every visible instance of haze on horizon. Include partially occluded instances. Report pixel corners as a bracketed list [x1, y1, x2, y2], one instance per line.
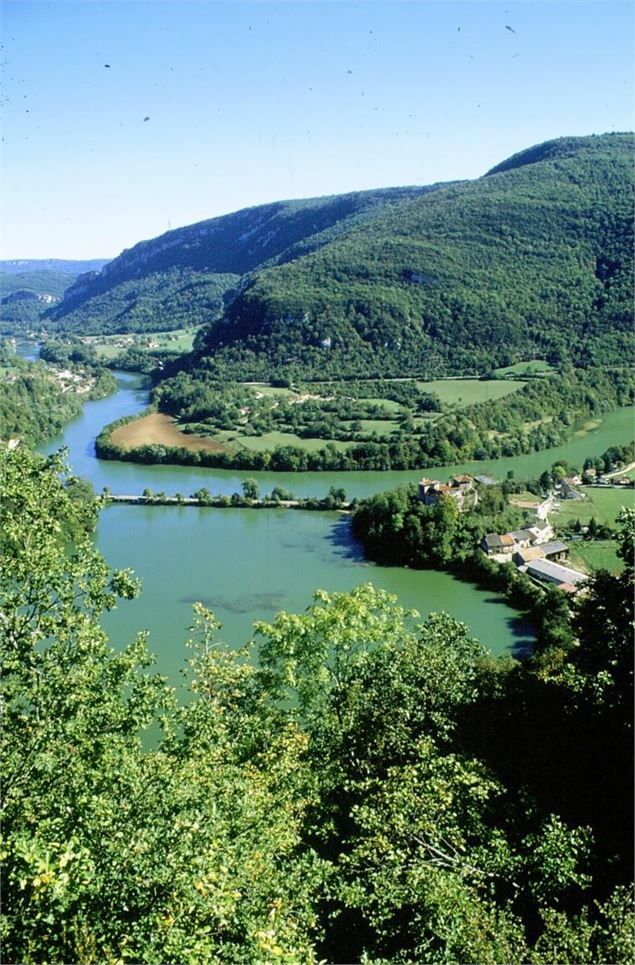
[1, 0, 632, 261]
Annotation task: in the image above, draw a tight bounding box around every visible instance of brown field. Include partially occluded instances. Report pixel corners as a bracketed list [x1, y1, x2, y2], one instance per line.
[111, 413, 230, 452]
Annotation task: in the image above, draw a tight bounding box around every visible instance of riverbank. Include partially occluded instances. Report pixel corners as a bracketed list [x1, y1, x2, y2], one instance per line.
[31, 370, 635, 679]
[95, 367, 634, 473]
[36, 372, 635, 500]
[351, 484, 581, 656]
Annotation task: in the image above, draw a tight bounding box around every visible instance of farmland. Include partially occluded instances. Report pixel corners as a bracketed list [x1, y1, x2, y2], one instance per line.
[551, 486, 634, 527]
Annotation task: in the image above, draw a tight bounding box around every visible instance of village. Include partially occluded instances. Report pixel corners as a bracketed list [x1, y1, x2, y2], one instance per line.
[417, 469, 632, 596]
[3, 363, 97, 395]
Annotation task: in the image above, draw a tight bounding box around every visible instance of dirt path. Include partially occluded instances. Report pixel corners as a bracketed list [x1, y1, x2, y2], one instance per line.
[604, 460, 635, 479]
[111, 413, 230, 452]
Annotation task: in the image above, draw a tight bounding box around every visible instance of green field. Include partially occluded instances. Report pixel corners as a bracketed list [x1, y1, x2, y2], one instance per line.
[493, 360, 554, 377]
[186, 378, 527, 451]
[509, 490, 542, 506]
[85, 327, 199, 359]
[362, 397, 403, 414]
[85, 339, 123, 360]
[552, 486, 635, 527]
[353, 419, 401, 435]
[568, 540, 624, 575]
[416, 378, 525, 407]
[222, 431, 354, 453]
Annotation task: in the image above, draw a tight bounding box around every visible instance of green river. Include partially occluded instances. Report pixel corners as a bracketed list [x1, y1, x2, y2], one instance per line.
[33, 364, 634, 682]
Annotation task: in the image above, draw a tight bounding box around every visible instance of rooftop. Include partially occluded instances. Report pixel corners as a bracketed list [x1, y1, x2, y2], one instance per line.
[540, 540, 568, 556]
[522, 558, 588, 586]
[484, 533, 515, 548]
[509, 529, 534, 542]
[514, 546, 546, 563]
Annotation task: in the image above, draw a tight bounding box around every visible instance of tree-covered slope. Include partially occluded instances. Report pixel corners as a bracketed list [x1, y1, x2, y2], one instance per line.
[189, 132, 633, 379]
[0, 260, 110, 333]
[2, 445, 634, 964]
[0, 345, 115, 445]
[44, 185, 444, 335]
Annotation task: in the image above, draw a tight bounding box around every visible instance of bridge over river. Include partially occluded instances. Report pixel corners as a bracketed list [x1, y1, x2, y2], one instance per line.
[105, 494, 351, 510]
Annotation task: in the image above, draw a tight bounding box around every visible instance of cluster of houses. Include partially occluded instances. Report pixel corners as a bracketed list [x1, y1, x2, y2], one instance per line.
[480, 518, 588, 594]
[560, 470, 633, 495]
[54, 368, 95, 394]
[3, 364, 94, 396]
[418, 473, 589, 595]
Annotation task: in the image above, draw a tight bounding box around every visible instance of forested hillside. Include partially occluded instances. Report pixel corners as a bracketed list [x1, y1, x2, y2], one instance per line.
[0, 260, 110, 333]
[2, 445, 634, 964]
[9, 134, 633, 377]
[0, 345, 115, 445]
[189, 132, 633, 379]
[43, 185, 443, 335]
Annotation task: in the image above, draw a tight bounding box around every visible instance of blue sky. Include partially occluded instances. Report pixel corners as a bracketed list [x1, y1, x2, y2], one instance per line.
[1, 0, 633, 259]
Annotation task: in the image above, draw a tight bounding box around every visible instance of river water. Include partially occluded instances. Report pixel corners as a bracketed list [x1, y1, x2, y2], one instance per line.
[29, 359, 634, 681]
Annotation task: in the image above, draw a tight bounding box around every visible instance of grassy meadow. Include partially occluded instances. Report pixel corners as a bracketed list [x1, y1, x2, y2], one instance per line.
[552, 486, 635, 527]
[107, 375, 533, 456]
[415, 378, 525, 407]
[84, 327, 199, 359]
[493, 360, 554, 378]
[568, 539, 624, 575]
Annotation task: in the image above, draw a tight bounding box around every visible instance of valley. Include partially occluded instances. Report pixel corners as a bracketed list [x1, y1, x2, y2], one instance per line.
[3, 0, 634, 956]
[3, 133, 634, 965]
[30, 367, 633, 689]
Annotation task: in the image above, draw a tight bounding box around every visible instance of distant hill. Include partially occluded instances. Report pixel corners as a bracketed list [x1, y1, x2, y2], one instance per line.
[0, 258, 110, 276]
[0, 260, 111, 333]
[42, 185, 449, 335]
[184, 132, 633, 379]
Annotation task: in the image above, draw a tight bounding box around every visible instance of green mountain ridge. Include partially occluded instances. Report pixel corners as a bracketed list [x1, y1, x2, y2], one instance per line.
[44, 184, 447, 335]
[187, 132, 633, 379]
[11, 132, 635, 379]
[483, 131, 629, 176]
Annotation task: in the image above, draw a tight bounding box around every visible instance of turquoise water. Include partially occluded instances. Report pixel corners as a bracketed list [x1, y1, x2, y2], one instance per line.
[40, 372, 635, 500]
[35, 371, 634, 681]
[98, 504, 533, 688]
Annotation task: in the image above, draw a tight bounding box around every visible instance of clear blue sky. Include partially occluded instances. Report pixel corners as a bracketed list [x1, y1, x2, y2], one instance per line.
[1, 0, 632, 259]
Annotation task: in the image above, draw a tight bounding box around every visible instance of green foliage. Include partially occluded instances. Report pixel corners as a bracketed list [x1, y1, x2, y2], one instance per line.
[98, 365, 635, 472]
[1, 446, 324, 964]
[0, 347, 116, 446]
[40, 338, 99, 367]
[255, 585, 634, 964]
[2, 446, 633, 963]
[241, 477, 260, 501]
[0, 354, 83, 445]
[256, 584, 417, 725]
[352, 482, 524, 567]
[566, 508, 634, 720]
[43, 185, 439, 337]
[190, 133, 634, 380]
